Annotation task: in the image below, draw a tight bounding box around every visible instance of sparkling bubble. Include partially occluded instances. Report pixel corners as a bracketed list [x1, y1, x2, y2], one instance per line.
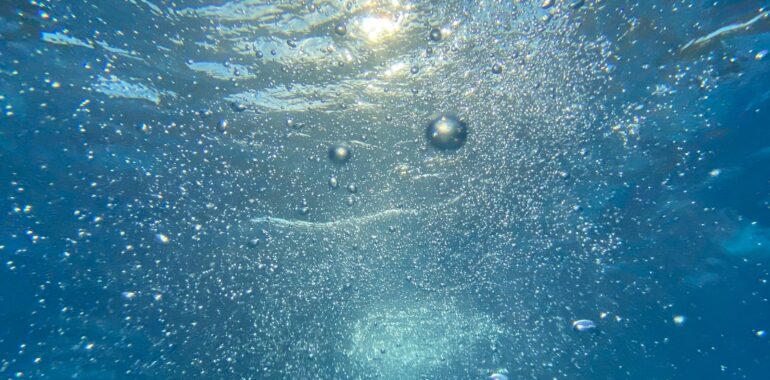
[572, 319, 597, 332]
[328, 176, 339, 189]
[673, 315, 686, 326]
[347, 183, 357, 193]
[410, 66, 420, 74]
[328, 144, 352, 164]
[425, 114, 468, 150]
[489, 373, 509, 380]
[491, 62, 504, 74]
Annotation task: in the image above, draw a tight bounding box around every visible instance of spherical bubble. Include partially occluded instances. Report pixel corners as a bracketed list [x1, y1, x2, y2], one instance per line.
[425, 114, 468, 150]
[429, 28, 442, 42]
[492, 62, 504, 74]
[328, 143, 352, 164]
[489, 373, 509, 380]
[328, 176, 339, 189]
[335, 22, 347, 36]
[572, 319, 597, 332]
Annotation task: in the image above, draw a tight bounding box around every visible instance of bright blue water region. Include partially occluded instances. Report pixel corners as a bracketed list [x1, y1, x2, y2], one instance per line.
[1, 0, 769, 379]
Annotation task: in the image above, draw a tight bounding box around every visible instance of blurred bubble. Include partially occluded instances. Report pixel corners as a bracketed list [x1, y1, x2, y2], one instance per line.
[426, 114, 468, 150]
[572, 319, 597, 332]
[230, 102, 247, 112]
[328, 143, 352, 164]
[155, 233, 170, 244]
[489, 373, 509, 380]
[217, 119, 229, 132]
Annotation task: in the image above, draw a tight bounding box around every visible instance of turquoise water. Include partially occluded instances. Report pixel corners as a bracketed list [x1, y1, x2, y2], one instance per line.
[1, 0, 769, 378]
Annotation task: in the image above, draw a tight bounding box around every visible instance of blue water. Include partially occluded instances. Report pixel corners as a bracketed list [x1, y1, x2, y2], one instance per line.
[1, 0, 769, 379]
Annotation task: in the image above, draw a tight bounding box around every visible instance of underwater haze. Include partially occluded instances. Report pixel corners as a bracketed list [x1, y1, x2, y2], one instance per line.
[1, 0, 770, 379]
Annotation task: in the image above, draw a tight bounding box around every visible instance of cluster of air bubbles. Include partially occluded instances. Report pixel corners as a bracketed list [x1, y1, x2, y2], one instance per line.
[299, 200, 310, 216]
[425, 114, 468, 150]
